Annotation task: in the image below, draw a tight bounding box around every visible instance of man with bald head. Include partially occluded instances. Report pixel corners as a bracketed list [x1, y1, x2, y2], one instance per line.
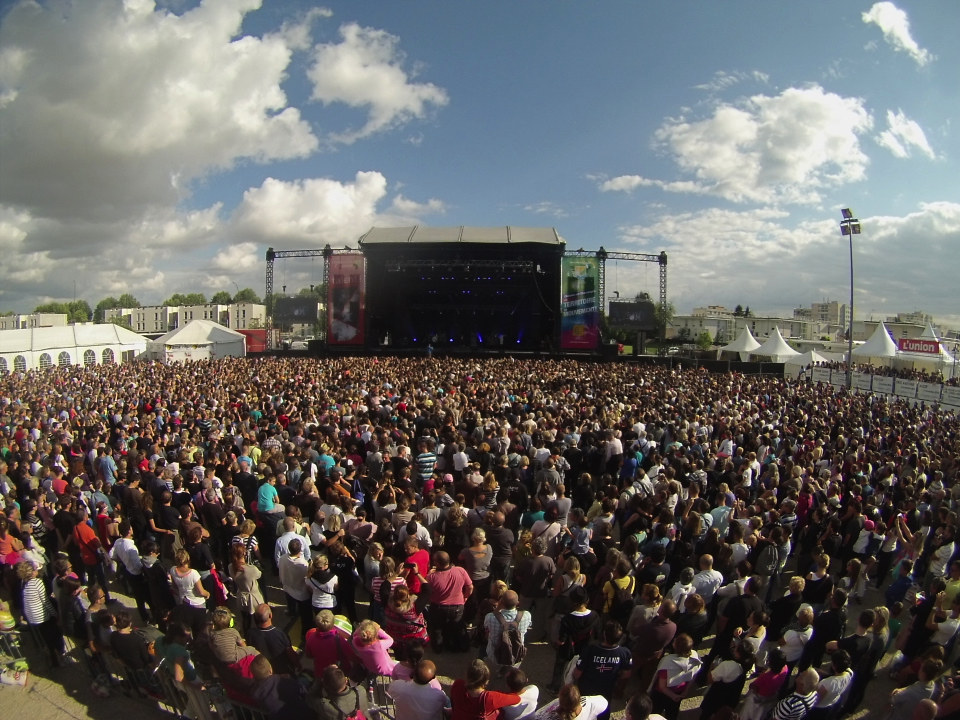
[387, 659, 450, 719]
[413, 550, 473, 652]
[486, 511, 515, 582]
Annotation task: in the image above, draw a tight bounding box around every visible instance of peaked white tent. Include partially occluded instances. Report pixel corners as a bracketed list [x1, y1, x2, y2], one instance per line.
[147, 320, 246, 363]
[717, 327, 762, 361]
[894, 322, 957, 378]
[752, 327, 800, 363]
[783, 350, 844, 378]
[852, 321, 899, 360]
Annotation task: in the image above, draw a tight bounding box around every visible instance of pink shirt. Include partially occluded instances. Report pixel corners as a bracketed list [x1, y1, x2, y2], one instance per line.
[426, 565, 472, 605]
[752, 667, 788, 698]
[353, 629, 397, 675]
[391, 663, 444, 690]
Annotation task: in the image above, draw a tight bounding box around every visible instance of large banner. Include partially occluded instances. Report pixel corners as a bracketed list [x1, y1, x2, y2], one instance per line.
[608, 300, 657, 332]
[895, 378, 919, 398]
[917, 382, 943, 402]
[560, 256, 600, 349]
[812, 367, 832, 385]
[943, 386, 960, 408]
[872, 376, 895, 396]
[327, 255, 365, 345]
[853, 372, 873, 392]
[898, 338, 940, 354]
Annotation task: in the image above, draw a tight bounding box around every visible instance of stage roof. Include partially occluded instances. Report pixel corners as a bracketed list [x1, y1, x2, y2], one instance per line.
[359, 226, 565, 246]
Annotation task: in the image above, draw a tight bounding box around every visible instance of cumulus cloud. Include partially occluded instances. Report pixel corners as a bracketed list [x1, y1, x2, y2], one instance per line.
[614, 202, 960, 320]
[862, 2, 932, 67]
[523, 202, 569, 219]
[0, 0, 318, 222]
[875, 109, 935, 159]
[600, 86, 873, 205]
[308, 23, 449, 143]
[212, 242, 260, 271]
[390, 195, 446, 216]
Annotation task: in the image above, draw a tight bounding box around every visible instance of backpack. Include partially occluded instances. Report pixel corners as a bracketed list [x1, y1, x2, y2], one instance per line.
[330, 686, 366, 720]
[609, 577, 636, 623]
[492, 610, 528, 667]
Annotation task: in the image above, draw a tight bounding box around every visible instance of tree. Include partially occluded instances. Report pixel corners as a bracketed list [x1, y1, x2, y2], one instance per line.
[654, 301, 675, 341]
[0, 311, 13, 317]
[94, 297, 119, 322]
[733, 304, 744, 317]
[211, 291, 233, 304]
[635, 291, 652, 301]
[117, 293, 141, 308]
[298, 285, 325, 298]
[35, 301, 90, 323]
[108, 316, 131, 329]
[232, 288, 261, 304]
[676, 327, 692, 343]
[744, 306, 753, 317]
[248, 317, 263, 329]
[162, 292, 206, 306]
[696, 331, 714, 351]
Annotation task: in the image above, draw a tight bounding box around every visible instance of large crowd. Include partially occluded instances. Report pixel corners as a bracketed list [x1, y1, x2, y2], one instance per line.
[812, 361, 958, 386]
[1, 356, 959, 720]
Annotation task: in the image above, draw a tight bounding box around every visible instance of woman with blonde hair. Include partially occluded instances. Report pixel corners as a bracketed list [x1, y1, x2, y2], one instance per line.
[351, 619, 397, 676]
[305, 554, 338, 613]
[169, 547, 209, 632]
[229, 543, 263, 633]
[628, 584, 663, 640]
[384, 584, 429, 653]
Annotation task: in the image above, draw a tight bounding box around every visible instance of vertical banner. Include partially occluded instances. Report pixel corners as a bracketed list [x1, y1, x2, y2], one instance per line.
[560, 256, 599, 349]
[327, 254, 365, 345]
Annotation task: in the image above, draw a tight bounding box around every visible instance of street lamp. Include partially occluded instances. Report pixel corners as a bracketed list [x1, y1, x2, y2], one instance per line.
[840, 209, 861, 390]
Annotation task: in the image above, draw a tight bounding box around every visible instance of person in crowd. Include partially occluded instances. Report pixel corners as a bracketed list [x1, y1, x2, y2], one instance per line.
[573, 621, 632, 720]
[648, 633, 701, 720]
[388, 659, 450, 720]
[449, 659, 522, 720]
[246, 603, 297, 676]
[250, 654, 312, 720]
[230, 542, 264, 634]
[533, 683, 609, 720]
[414, 550, 473, 653]
[699, 640, 756, 720]
[384, 583, 430, 652]
[308, 664, 369, 720]
[352, 619, 397, 676]
[806, 650, 854, 720]
[482, 589, 531, 674]
[168, 547, 208, 632]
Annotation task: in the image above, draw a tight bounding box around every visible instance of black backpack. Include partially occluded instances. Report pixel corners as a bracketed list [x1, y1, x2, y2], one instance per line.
[492, 610, 528, 666]
[609, 577, 636, 623]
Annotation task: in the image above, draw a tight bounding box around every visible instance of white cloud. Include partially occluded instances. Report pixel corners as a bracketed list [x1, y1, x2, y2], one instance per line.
[390, 195, 446, 216]
[601, 86, 873, 205]
[862, 2, 932, 67]
[0, 0, 318, 223]
[875, 109, 935, 159]
[614, 202, 960, 320]
[694, 70, 770, 92]
[308, 22, 449, 143]
[523, 201, 569, 218]
[212, 242, 260, 271]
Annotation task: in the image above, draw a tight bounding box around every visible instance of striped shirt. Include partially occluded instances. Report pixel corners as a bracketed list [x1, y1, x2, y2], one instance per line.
[23, 577, 54, 625]
[414, 452, 437, 480]
[772, 691, 817, 720]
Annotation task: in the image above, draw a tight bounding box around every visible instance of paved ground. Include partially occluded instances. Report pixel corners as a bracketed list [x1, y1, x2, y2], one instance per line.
[0, 570, 905, 720]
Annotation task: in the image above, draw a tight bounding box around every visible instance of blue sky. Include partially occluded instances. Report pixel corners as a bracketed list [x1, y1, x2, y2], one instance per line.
[1, 0, 957, 326]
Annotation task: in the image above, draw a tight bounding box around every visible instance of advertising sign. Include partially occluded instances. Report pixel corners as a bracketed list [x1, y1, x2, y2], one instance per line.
[830, 370, 844, 386]
[811, 367, 832, 384]
[608, 300, 657, 332]
[898, 338, 940, 354]
[560, 256, 599, 349]
[894, 378, 919, 398]
[853, 372, 873, 392]
[943, 386, 960, 408]
[917, 382, 943, 402]
[872, 376, 895, 396]
[327, 255, 365, 345]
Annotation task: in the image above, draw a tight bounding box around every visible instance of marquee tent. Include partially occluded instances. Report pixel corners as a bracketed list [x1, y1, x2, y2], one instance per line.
[893, 322, 957, 378]
[0, 324, 147, 373]
[852, 321, 899, 361]
[716, 327, 761, 362]
[751, 327, 800, 363]
[147, 320, 246, 363]
[783, 349, 844, 378]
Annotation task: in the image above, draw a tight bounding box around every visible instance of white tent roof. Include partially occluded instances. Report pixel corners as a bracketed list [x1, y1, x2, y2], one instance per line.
[718, 327, 762, 353]
[0, 324, 147, 353]
[852, 321, 899, 358]
[153, 319, 245, 346]
[784, 349, 843, 366]
[753, 327, 800, 360]
[920, 322, 939, 340]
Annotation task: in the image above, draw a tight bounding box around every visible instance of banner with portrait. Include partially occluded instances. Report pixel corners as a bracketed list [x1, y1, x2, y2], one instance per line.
[327, 254, 365, 345]
[560, 256, 599, 349]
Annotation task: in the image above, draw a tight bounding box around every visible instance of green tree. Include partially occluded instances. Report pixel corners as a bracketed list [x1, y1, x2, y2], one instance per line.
[744, 306, 753, 317]
[676, 327, 692, 343]
[117, 293, 141, 308]
[232, 288, 261, 304]
[248, 317, 263, 329]
[184, 293, 207, 305]
[696, 330, 714, 351]
[162, 293, 186, 306]
[733, 304, 744, 317]
[94, 297, 119, 323]
[108, 315, 131, 329]
[635, 291, 652, 301]
[211, 291, 233, 304]
[654, 301, 675, 341]
[298, 285, 325, 298]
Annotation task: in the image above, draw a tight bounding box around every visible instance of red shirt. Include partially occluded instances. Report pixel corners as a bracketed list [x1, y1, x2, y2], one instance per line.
[73, 522, 102, 565]
[303, 628, 354, 670]
[52, 477, 69, 496]
[449, 679, 520, 720]
[403, 549, 430, 594]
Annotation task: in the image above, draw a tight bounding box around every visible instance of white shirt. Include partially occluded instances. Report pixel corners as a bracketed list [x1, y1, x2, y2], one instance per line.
[782, 626, 813, 662]
[279, 553, 310, 602]
[930, 541, 955, 576]
[534, 695, 608, 720]
[275, 531, 312, 565]
[815, 670, 853, 708]
[692, 569, 724, 603]
[388, 679, 449, 720]
[503, 685, 540, 720]
[109, 537, 143, 575]
[931, 615, 960, 645]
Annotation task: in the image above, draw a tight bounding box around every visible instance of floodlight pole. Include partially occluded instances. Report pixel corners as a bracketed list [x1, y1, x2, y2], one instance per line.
[840, 209, 860, 390]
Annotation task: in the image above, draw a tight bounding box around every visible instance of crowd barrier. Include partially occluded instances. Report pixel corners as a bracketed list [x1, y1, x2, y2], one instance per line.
[806, 367, 960, 410]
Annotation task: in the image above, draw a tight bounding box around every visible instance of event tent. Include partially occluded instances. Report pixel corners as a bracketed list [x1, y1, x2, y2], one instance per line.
[147, 320, 246, 363]
[893, 322, 957, 379]
[783, 350, 844, 378]
[716, 327, 761, 362]
[0, 324, 147, 373]
[751, 327, 800, 363]
[852, 321, 899, 360]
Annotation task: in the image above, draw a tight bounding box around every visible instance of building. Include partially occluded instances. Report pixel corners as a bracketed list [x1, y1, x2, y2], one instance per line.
[670, 315, 814, 344]
[692, 305, 736, 319]
[887, 310, 933, 326]
[106, 303, 265, 335]
[852, 319, 926, 343]
[792, 300, 849, 327]
[0, 313, 68, 331]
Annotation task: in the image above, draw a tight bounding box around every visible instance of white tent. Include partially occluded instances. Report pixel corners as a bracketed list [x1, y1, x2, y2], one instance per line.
[751, 327, 800, 363]
[147, 320, 246, 363]
[893, 322, 957, 378]
[717, 327, 761, 362]
[783, 350, 844, 378]
[0, 324, 147, 373]
[852, 321, 899, 360]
